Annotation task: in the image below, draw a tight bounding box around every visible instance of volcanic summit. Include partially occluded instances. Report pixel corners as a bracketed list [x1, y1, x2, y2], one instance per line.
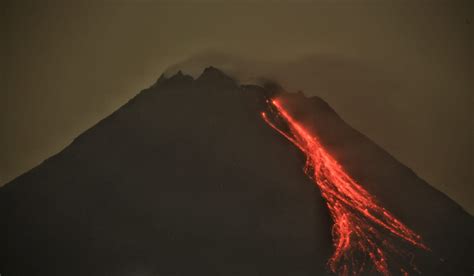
[1, 67, 472, 276]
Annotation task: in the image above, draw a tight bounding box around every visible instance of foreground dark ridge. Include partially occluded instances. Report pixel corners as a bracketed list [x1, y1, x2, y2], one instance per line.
[1, 67, 472, 276]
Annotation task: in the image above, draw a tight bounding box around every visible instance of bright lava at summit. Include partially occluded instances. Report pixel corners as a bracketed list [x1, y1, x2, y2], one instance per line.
[261, 99, 428, 276]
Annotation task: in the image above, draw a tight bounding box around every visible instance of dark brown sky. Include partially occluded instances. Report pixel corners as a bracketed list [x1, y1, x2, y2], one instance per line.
[2, 0, 472, 213]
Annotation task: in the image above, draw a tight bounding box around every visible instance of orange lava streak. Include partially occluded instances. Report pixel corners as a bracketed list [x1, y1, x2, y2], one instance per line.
[262, 100, 428, 275]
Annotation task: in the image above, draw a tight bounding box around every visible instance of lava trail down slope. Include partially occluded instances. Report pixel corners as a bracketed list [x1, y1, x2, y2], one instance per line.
[262, 99, 428, 275]
[0, 67, 472, 276]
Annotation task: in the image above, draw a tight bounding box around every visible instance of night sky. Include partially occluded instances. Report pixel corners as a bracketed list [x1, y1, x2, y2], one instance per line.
[2, 0, 472, 213]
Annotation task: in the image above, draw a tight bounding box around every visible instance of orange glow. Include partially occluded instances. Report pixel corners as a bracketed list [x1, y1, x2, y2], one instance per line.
[262, 99, 428, 275]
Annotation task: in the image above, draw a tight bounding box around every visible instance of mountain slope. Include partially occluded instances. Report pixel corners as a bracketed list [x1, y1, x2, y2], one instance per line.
[1, 67, 472, 276]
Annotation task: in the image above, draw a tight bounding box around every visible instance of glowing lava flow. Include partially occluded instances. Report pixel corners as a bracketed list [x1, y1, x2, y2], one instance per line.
[261, 100, 428, 276]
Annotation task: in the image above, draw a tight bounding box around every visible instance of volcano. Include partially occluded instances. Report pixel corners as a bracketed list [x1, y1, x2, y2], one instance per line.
[1, 67, 472, 276]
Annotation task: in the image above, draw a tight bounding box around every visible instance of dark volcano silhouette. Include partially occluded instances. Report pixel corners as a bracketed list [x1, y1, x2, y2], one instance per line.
[1, 67, 472, 276]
